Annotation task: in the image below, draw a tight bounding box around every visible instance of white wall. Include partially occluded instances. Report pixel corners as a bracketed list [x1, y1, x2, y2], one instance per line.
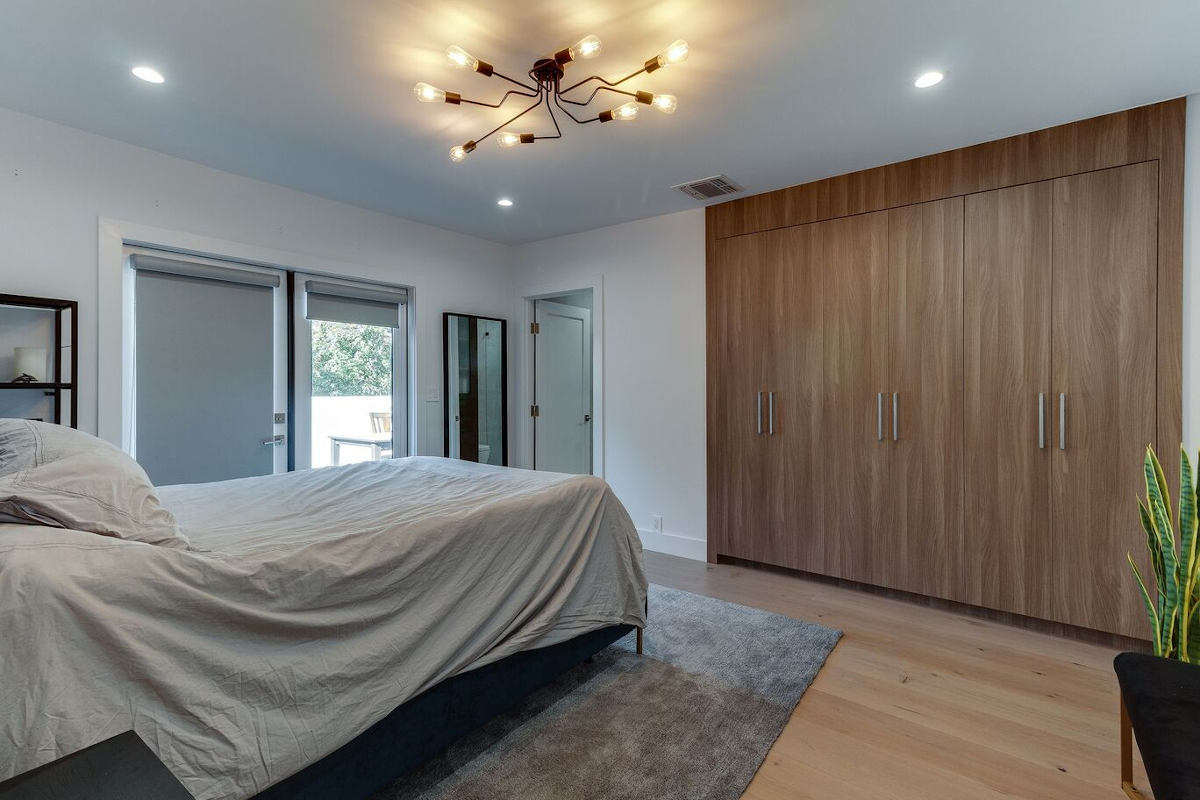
[512, 210, 707, 560]
[1184, 93, 1200, 454]
[0, 106, 512, 454]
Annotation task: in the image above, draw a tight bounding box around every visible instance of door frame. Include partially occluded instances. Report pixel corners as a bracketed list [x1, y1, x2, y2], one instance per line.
[123, 244, 289, 476]
[515, 276, 605, 477]
[97, 219, 414, 461]
[532, 299, 593, 473]
[292, 274, 410, 470]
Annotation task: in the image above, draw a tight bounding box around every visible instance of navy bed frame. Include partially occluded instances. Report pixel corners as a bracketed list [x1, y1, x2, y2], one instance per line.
[253, 623, 635, 800]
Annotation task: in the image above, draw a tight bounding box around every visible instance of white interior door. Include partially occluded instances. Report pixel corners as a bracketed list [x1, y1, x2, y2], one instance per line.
[131, 255, 286, 485]
[534, 299, 592, 474]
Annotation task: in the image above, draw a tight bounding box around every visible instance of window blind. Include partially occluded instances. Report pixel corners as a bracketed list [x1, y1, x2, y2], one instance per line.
[304, 280, 407, 328]
[129, 253, 281, 288]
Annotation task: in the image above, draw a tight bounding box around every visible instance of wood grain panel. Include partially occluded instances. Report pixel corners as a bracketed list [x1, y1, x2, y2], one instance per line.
[1050, 162, 1158, 638]
[963, 182, 1053, 616]
[886, 103, 1159, 208]
[817, 212, 890, 584]
[710, 99, 1178, 239]
[753, 227, 820, 573]
[766, 225, 825, 572]
[885, 197, 965, 600]
[706, 233, 772, 561]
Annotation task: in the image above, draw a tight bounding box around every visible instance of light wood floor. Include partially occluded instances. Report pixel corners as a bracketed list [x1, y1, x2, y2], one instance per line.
[644, 551, 1150, 799]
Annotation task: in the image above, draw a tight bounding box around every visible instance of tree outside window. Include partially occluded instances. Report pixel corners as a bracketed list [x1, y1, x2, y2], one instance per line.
[310, 321, 392, 396]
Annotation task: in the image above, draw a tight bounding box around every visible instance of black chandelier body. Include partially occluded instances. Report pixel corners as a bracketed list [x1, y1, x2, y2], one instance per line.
[414, 35, 689, 162]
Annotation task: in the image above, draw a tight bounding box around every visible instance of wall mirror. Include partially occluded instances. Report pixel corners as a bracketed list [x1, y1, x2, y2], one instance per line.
[443, 313, 507, 465]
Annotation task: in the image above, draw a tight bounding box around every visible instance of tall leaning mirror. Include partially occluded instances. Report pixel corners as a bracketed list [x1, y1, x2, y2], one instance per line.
[443, 313, 507, 465]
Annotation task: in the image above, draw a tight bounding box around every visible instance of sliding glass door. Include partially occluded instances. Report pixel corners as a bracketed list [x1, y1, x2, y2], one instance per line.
[293, 277, 408, 469]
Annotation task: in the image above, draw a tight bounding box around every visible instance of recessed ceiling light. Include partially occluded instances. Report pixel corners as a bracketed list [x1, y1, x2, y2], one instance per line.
[132, 66, 165, 84]
[914, 71, 944, 89]
[497, 198, 514, 207]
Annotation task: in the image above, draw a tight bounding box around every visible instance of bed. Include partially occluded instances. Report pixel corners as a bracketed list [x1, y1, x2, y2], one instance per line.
[0, 444, 647, 800]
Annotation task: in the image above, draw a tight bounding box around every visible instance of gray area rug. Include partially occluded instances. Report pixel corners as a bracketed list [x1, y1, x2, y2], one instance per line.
[377, 584, 841, 800]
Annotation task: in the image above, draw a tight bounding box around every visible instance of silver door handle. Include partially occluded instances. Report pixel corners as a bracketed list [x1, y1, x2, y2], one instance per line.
[892, 392, 899, 441]
[756, 391, 763, 435]
[877, 393, 883, 441]
[1038, 393, 1045, 449]
[768, 391, 775, 435]
[261, 434, 285, 447]
[1059, 392, 1066, 450]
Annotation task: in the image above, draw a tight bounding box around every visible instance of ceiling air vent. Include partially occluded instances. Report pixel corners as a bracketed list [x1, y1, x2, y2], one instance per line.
[672, 174, 744, 201]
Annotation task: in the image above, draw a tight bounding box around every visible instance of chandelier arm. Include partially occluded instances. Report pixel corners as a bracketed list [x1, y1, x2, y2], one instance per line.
[458, 88, 541, 109]
[559, 66, 647, 96]
[552, 93, 602, 125]
[535, 95, 564, 140]
[558, 85, 637, 107]
[492, 70, 539, 92]
[476, 92, 545, 144]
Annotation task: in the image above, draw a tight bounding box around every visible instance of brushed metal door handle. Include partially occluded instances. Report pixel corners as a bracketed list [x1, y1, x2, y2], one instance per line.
[756, 391, 763, 435]
[877, 392, 883, 441]
[768, 391, 775, 436]
[1038, 393, 1045, 449]
[1059, 392, 1066, 450]
[892, 392, 899, 441]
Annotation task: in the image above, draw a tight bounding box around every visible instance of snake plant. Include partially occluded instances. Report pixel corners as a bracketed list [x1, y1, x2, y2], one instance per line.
[1130, 445, 1200, 661]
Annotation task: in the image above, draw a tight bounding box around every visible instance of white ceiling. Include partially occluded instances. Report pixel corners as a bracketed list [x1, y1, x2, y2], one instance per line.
[3, 1, 1200, 245]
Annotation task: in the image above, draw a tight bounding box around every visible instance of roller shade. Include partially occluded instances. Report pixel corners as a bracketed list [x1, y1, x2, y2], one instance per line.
[305, 280, 406, 328]
[129, 253, 281, 288]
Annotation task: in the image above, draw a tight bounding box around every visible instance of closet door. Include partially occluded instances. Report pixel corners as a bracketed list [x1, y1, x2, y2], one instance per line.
[1051, 162, 1158, 637]
[963, 183, 1053, 616]
[886, 197, 965, 600]
[767, 224, 825, 573]
[707, 232, 773, 561]
[819, 211, 890, 584]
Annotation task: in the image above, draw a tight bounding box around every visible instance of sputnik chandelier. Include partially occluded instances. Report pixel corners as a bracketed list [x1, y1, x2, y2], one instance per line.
[414, 35, 689, 162]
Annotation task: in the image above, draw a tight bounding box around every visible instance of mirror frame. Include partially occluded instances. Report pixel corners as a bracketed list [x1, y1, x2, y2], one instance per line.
[442, 312, 508, 466]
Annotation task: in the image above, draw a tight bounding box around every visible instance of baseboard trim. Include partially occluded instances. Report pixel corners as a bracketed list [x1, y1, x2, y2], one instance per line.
[637, 528, 707, 561]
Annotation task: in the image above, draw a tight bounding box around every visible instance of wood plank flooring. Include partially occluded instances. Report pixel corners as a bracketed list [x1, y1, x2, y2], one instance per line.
[643, 551, 1150, 799]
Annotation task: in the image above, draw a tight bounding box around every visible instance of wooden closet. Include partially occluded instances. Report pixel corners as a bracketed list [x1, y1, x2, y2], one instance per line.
[706, 100, 1184, 639]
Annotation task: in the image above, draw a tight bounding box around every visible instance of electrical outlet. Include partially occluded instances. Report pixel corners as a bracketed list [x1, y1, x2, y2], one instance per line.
[651, 514, 663, 533]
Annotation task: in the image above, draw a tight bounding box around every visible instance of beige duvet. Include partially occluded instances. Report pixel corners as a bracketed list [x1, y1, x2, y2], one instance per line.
[0, 457, 647, 799]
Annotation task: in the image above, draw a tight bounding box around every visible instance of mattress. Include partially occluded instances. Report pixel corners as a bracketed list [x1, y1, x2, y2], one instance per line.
[0, 457, 647, 799]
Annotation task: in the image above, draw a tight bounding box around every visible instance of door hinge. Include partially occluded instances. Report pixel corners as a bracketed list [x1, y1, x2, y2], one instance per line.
[530, 322, 540, 335]
[530, 404, 540, 417]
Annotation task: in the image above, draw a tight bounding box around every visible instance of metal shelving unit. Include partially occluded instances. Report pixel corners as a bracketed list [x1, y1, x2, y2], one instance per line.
[0, 293, 78, 428]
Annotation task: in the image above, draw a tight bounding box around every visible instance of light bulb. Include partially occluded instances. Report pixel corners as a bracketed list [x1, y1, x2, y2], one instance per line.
[657, 39, 689, 67]
[571, 34, 602, 60]
[446, 45, 477, 70]
[612, 101, 639, 121]
[651, 94, 678, 114]
[450, 140, 477, 162]
[414, 82, 445, 103]
[497, 132, 521, 148]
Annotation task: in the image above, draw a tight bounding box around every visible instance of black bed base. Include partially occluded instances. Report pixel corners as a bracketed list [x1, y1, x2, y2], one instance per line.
[254, 623, 634, 800]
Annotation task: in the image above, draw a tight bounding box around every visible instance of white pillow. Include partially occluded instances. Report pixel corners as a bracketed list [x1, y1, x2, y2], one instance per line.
[0, 419, 189, 549]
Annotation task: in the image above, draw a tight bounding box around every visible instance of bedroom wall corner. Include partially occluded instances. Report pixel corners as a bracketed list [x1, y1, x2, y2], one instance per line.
[511, 209, 708, 560]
